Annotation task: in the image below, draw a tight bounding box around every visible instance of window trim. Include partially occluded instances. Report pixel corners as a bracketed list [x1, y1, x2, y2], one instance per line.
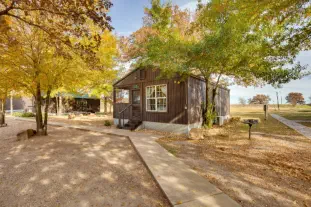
[146, 84, 168, 113]
[115, 89, 130, 104]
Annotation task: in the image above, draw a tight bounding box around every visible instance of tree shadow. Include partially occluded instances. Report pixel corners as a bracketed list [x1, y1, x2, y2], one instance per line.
[0, 119, 170, 207]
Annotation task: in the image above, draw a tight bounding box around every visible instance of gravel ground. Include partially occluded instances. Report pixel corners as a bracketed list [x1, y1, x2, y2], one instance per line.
[48, 115, 116, 128]
[0, 118, 170, 207]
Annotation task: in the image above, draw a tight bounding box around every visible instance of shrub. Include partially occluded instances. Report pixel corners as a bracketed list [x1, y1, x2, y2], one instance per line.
[104, 120, 112, 127]
[95, 112, 106, 116]
[13, 112, 35, 117]
[229, 117, 241, 123]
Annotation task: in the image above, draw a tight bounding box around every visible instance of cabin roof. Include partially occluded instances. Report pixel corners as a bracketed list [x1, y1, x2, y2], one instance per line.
[113, 67, 229, 91]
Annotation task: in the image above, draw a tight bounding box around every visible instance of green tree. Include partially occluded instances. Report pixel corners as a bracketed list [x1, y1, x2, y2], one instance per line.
[239, 0, 311, 53]
[249, 94, 271, 105]
[123, 0, 308, 127]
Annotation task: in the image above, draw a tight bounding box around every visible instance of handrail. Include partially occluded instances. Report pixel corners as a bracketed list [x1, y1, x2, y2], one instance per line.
[119, 104, 132, 128]
[119, 104, 132, 114]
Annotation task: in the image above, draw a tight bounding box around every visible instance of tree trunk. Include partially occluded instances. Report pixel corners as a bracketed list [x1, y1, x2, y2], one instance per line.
[35, 82, 44, 135]
[212, 88, 217, 113]
[1, 99, 4, 112]
[56, 95, 59, 115]
[58, 96, 63, 116]
[104, 97, 107, 114]
[43, 89, 51, 135]
[1, 96, 7, 125]
[202, 78, 210, 126]
[10, 93, 13, 115]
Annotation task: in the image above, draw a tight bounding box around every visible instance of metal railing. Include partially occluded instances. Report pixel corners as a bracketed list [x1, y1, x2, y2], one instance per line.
[118, 104, 132, 128]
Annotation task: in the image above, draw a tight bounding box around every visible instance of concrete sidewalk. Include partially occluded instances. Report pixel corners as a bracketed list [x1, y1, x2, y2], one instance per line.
[12, 117, 240, 207]
[271, 114, 311, 139]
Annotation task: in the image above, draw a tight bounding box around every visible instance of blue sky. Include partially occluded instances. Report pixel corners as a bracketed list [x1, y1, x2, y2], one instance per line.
[109, 0, 311, 104]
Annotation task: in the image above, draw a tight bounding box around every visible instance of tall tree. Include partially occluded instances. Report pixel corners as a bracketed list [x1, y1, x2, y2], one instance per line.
[124, 0, 307, 127]
[238, 97, 247, 106]
[286, 92, 305, 106]
[249, 94, 271, 105]
[239, 0, 311, 53]
[0, 17, 117, 135]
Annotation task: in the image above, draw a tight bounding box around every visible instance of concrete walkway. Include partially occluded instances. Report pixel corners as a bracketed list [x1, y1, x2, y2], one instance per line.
[271, 114, 311, 139]
[292, 120, 311, 123]
[11, 117, 240, 207]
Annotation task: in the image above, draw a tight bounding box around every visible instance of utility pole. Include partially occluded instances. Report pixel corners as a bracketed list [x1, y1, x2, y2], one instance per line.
[276, 92, 280, 111]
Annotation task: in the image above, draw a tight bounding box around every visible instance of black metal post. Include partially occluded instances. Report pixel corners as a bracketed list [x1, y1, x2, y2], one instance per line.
[249, 124, 252, 139]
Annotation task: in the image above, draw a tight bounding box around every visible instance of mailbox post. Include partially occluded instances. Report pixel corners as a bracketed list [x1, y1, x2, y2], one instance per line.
[263, 104, 268, 120]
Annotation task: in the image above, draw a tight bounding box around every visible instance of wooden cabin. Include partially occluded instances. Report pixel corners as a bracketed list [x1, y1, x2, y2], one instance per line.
[113, 67, 230, 134]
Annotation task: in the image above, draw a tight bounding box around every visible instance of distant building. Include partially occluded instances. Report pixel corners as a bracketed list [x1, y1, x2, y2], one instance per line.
[4, 94, 112, 114]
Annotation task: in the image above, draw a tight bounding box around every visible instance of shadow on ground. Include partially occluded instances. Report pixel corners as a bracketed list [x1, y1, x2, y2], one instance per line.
[0, 119, 170, 207]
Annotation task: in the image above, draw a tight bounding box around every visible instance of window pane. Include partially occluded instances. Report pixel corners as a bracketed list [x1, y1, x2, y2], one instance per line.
[116, 89, 129, 103]
[132, 90, 140, 104]
[147, 99, 156, 111]
[156, 85, 167, 98]
[157, 98, 167, 111]
[147, 86, 155, 98]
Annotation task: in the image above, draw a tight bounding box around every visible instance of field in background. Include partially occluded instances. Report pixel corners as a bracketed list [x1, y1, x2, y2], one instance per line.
[231, 104, 311, 129]
[230, 105, 309, 136]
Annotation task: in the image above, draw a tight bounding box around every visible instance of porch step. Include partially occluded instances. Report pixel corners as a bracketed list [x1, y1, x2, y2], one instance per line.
[118, 120, 142, 131]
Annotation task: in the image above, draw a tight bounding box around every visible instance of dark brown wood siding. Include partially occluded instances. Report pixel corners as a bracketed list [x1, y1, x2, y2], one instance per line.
[188, 76, 230, 124]
[188, 77, 205, 124]
[114, 68, 188, 124]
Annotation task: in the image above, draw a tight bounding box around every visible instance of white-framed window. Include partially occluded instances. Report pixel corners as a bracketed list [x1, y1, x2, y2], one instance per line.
[115, 89, 129, 103]
[146, 84, 167, 112]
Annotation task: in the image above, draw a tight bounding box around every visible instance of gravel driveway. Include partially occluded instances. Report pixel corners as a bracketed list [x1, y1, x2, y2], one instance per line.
[0, 118, 170, 207]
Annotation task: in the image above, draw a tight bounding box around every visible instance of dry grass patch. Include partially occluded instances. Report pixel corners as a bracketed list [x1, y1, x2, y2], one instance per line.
[48, 114, 115, 128]
[299, 122, 311, 128]
[157, 106, 311, 207]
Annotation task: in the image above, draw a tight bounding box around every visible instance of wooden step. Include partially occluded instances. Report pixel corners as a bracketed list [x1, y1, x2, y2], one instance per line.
[120, 120, 142, 131]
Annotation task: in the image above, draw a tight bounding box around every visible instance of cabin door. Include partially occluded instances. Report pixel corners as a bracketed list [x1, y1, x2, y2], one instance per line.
[131, 89, 141, 120]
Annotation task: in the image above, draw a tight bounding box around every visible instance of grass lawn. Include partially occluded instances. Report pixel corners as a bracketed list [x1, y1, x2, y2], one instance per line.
[0, 118, 170, 207]
[299, 122, 311, 128]
[157, 105, 311, 207]
[273, 105, 311, 121]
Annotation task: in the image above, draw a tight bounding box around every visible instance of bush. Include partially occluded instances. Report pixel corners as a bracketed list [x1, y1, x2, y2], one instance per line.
[104, 120, 112, 127]
[95, 112, 106, 116]
[13, 112, 35, 118]
[229, 117, 241, 123]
